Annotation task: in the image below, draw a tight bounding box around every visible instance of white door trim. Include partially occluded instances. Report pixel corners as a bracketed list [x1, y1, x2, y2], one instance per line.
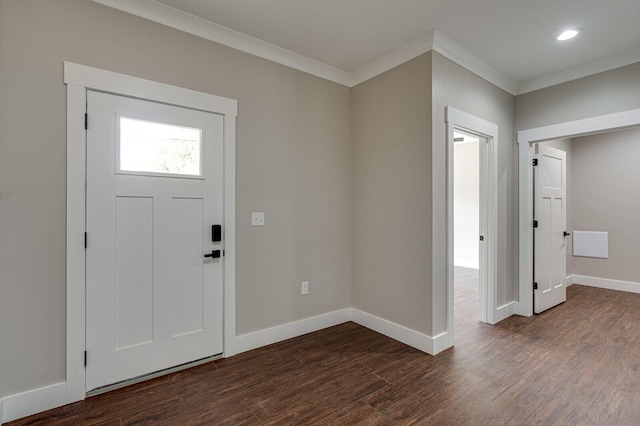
[516, 108, 640, 316]
[64, 62, 237, 404]
[445, 107, 499, 348]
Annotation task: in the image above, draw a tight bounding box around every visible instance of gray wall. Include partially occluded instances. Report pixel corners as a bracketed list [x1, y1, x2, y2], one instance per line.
[571, 128, 640, 282]
[352, 53, 433, 334]
[432, 53, 516, 333]
[0, 0, 352, 399]
[516, 62, 640, 131]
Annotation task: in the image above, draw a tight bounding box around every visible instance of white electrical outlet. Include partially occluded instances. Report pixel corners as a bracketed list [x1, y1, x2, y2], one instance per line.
[301, 281, 309, 295]
[252, 212, 265, 226]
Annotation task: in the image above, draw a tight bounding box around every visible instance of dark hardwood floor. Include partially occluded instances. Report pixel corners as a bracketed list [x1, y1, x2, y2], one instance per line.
[10, 270, 640, 425]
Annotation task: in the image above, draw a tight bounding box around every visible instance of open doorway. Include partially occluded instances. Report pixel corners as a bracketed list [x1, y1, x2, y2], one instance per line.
[453, 131, 482, 336]
[445, 106, 499, 349]
[517, 108, 640, 317]
[531, 129, 640, 314]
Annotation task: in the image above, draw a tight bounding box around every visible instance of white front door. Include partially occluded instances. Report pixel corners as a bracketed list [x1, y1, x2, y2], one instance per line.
[86, 90, 224, 391]
[533, 144, 567, 313]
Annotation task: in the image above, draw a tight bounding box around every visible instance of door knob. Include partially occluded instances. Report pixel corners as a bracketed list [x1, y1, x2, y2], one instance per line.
[563, 231, 571, 237]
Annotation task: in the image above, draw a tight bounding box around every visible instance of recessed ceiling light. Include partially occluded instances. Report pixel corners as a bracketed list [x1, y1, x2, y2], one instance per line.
[556, 28, 582, 41]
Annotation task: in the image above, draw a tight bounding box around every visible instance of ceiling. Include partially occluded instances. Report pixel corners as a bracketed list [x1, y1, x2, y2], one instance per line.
[100, 0, 640, 94]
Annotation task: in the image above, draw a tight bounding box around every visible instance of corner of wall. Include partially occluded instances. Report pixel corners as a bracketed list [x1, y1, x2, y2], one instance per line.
[351, 308, 449, 355]
[225, 308, 352, 357]
[494, 302, 517, 324]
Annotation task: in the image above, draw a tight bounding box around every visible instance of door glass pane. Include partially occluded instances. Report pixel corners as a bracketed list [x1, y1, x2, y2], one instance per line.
[119, 117, 202, 177]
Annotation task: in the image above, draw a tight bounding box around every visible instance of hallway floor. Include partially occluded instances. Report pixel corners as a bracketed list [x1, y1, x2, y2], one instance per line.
[9, 277, 640, 425]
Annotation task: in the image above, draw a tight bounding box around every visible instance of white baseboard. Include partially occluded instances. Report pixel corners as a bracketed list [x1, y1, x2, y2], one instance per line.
[453, 258, 479, 269]
[228, 307, 451, 358]
[351, 308, 448, 355]
[2, 382, 67, 424]
[431, 331, 450, 355]
[225, 308, 352, 357]
[565, 274, 576, 287]
[494, 301, 516, 323]
[571, 275, 640, 294]
[0, 398, 4, 424]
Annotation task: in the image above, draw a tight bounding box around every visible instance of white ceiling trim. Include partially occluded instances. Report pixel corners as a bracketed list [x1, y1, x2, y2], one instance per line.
[516, 47, 640, 95]
[92, 0, 516, 92]
[351, 32, 435, 87]
[431, 31, 518, 95]
[351, 30, 518, 94]
[91, 0, 352, 86]
[91, 0, 638, 96]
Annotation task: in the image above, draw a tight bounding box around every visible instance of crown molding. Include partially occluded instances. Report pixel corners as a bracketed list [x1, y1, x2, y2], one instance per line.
[91, 0, 640, 95]
[351, 32, 435, 86]
[431, 31, 518, 94]
[91, 0, 352, 86]
[516, 47, 640, 95]
[351, 30, 518, 94]
[92, 1, 516, 92]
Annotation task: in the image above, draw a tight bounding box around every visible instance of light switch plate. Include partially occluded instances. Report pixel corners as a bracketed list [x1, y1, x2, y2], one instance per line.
[252, 212, 265, 226]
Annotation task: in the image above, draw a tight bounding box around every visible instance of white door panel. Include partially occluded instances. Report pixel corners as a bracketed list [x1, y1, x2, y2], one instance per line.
[86, 91, 224, 391]
[115, 196, 154, 350]
[171, 197, 205, 337]
[534, 144, 567, 313]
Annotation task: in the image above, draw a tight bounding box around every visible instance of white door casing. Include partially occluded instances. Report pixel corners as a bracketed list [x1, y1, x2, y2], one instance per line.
[86, 91, 224, 391]
[65, 62, 237, 403]
[533, 144, 567, 313]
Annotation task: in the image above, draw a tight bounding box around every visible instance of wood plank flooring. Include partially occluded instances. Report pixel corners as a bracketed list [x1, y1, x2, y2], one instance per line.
[10, 270, 640, 425]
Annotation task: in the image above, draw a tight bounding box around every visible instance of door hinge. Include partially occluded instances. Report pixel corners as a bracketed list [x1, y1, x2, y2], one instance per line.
[533, 282, 538, 290]
[223, 249, 225, 256]
[532, 158, 538, 166]
[84, 113, 88, 130]
[84, 351, 87, 367]
[84, 232, 87, 249]
[532, 220, 538, 228]
[479, 236, 484, 241]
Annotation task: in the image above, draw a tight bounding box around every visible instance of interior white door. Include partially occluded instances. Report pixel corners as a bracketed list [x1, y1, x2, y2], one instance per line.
[533, 144, 567, 313]
[86, 90, 224, 391]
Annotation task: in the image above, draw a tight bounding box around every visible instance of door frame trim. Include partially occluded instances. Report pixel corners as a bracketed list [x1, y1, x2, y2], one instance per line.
[445, 107, 499, 348]
[64, 62, 237, 403]
[516, 108, 640, 316]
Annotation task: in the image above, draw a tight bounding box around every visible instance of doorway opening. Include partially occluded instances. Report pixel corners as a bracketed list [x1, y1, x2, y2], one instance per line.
[516, 108, 640, 317]
[445, 106, 499, 349]
[453, 130, 482, 336]
[527, 128, 640, 316]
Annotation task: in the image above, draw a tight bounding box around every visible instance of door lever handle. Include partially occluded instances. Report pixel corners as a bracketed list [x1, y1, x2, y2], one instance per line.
[563, 231, 571, 237]
[204, 250, 221, 259]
